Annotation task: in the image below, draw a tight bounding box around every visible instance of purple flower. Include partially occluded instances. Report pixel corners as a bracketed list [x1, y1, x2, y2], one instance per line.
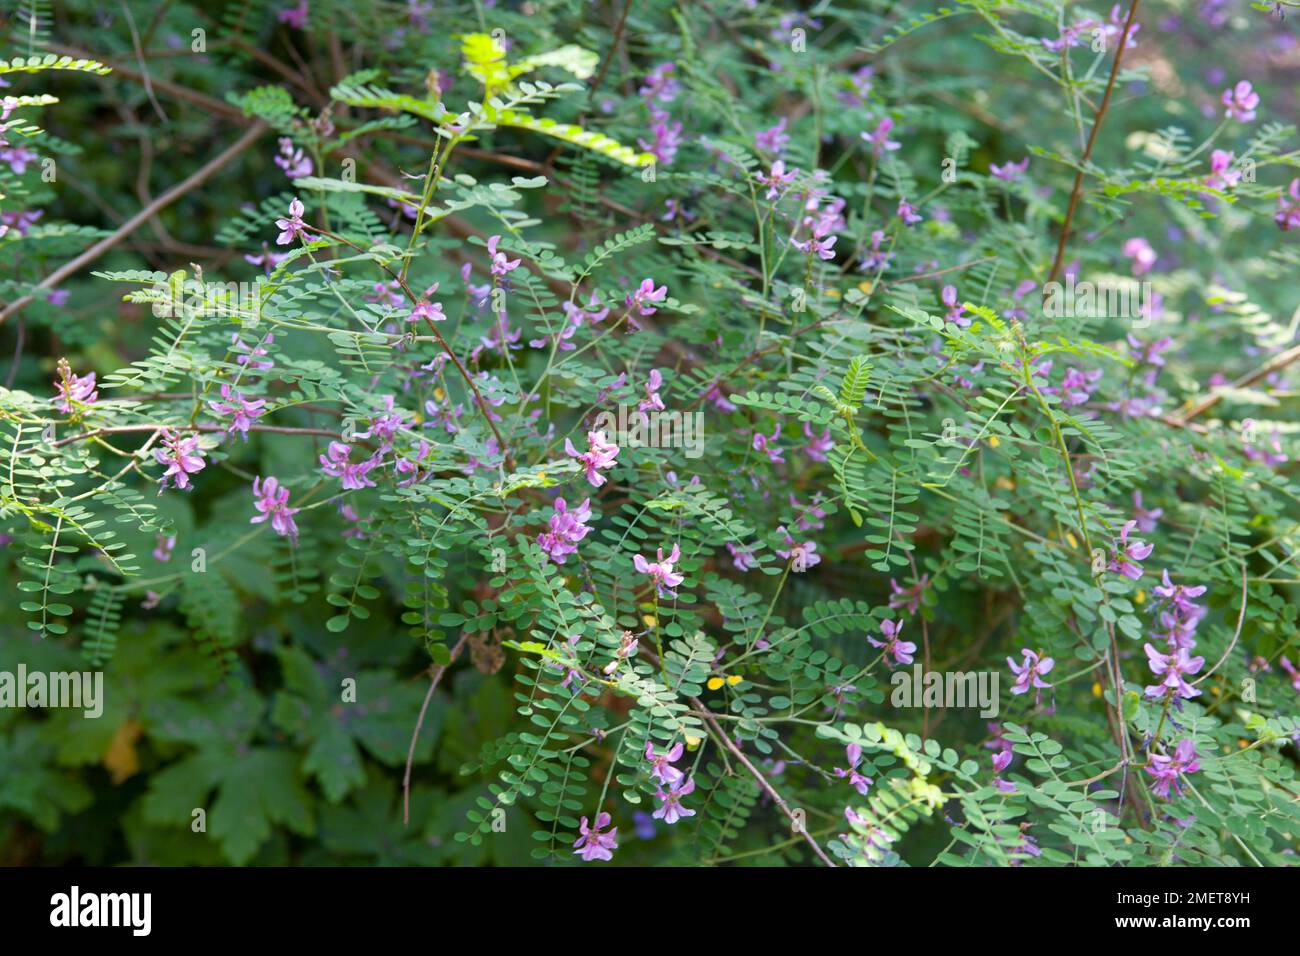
[1007, 648, 1055, 695]
[869, 619, 916, 666]
[319, 441, 377, 490]
[897, 198, 922, 225]
[154, 429, 206, 491]
[860, 116, 900, 156]
[233, 332, 275, 370]
[1204, 149, 1240, 191]
[277, 0, 309, 29]
[250, 475, 301, 541]
[992, 750, 1017, 793]
[652, 776, 696, 825]
[1152, 569, 1208, 619]
[573, 811, 618, 862]
[1132, 491, 1164, 533]
[1275, 179, 1300, 232]
[626, 278, 668, 317]
[274, 137, 313, 179]
[153, 534, 176, 562]
[1144, 643, 1205, 699]
[275, 197, 317, 245]
[758, 160, 799, 199]
[638, 63, 680, 104]
[536, 497, 592, 564]
[634, 544, 684, 597]
[833, 743, 874, 795]
[645, 741, 685, 785]
[1146, 739, 1200, 799]
[208, 383, 267, 440]
[407, 283, 445, 323]
[638, 106, 684, 165]
[726, 541, 757, 571]
[792, 220, 837, 260]
[775, 527, 820, 571]
[53, 360, 97, 413]
[990, 157, 1029, 182]
[941, 284, 969, 327]
[1222, 80, 1259, 122]
[752, 424, 785, 464]
[565, 429, 620, 487]
[888, 575, 930, 615]
[1110, 519, 1154, 579]
[860, 229, 893, 273]
[755, 117, 790, 155]
[639, 368, 666, 412]
[486, 235, 521, 277]
[800, 422, 833, 462]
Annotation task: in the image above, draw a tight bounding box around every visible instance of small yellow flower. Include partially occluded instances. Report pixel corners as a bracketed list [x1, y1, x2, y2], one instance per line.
[988, 435, 1000, 447]
[1065, 532, 1079, 550]
[642, 613, 657, 627]
[1091, 681, 1103, 698]
[1134, 589, 1146, 605]
[706, 675, 743, 691]
[684, 734, 702, 751]
[858, 280, 874, 294]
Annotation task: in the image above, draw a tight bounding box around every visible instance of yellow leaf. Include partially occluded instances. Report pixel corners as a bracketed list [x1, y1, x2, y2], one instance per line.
[103, 719, 144, 784]
[685, 735, 702, 750]
[1065, 532, 1079, 550]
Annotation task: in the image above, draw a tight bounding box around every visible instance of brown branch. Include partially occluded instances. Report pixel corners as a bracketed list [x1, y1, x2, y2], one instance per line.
[1174, 339, 1300, 424]
[692, 703, 838, 867]
[50, 422, 338, 448]
[0, 120, 269, 327]
[1045, 1, 1140, 287]
[403, 634, 469, 826]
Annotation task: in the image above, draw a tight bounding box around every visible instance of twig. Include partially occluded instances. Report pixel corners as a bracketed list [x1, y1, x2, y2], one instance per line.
[403, 634, 469, 825]
[693, 703, 838, 867]
[1045, 1, 1140, 287]
[0, 121, 269, 327]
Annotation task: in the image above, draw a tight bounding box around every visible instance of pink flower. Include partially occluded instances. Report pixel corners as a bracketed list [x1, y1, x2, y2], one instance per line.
[1143, 643, 1204, 700]
[565, 429, 620, 487]
[407, 283, 445, 323]
[250, 475, 301, 540]
[486, 235, 521, 277]
[752, 424, 784, 464]
[860, 116, 900, 156]
[634, 543, 684, 596]
[626, 278, 667, 317]
[154, 429, 206, 491]
[990, 157, 1029, 182]
[274, 137, 313, 179]
[755, 118, 790, 154]
[775, 527, 820, 571]
[652, 776, 696, 824]
[275, 197, 317, 245]
[645, 741, 685, 785]
[1109, 519, 1154, 579]
[868, 619, 915, 666]
[1122, 237, 1157, 275]
[1008, 648, 1055, 696]
[1146, 739, 1200, 799]
[833, 743, 874, 795]
[793, 220, 837, 260]
[319, 441, 377, 490]
[1222, 80, 1259, 123]
[573, 811, 618, 862]
[536, 497, 593, 564]
[1132, 491, 1163, 533]
[1204, 150, 1240, 191]
[1275, 179, 1300, 232]
[638, 369, 666, 413]
[759, 160, 799, 199]
[208, 383, 267, 440]
[897, 198, 922, 225]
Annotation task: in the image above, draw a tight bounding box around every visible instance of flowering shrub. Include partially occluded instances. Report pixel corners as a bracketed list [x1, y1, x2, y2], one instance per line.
[1, 0, 1298, 868]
